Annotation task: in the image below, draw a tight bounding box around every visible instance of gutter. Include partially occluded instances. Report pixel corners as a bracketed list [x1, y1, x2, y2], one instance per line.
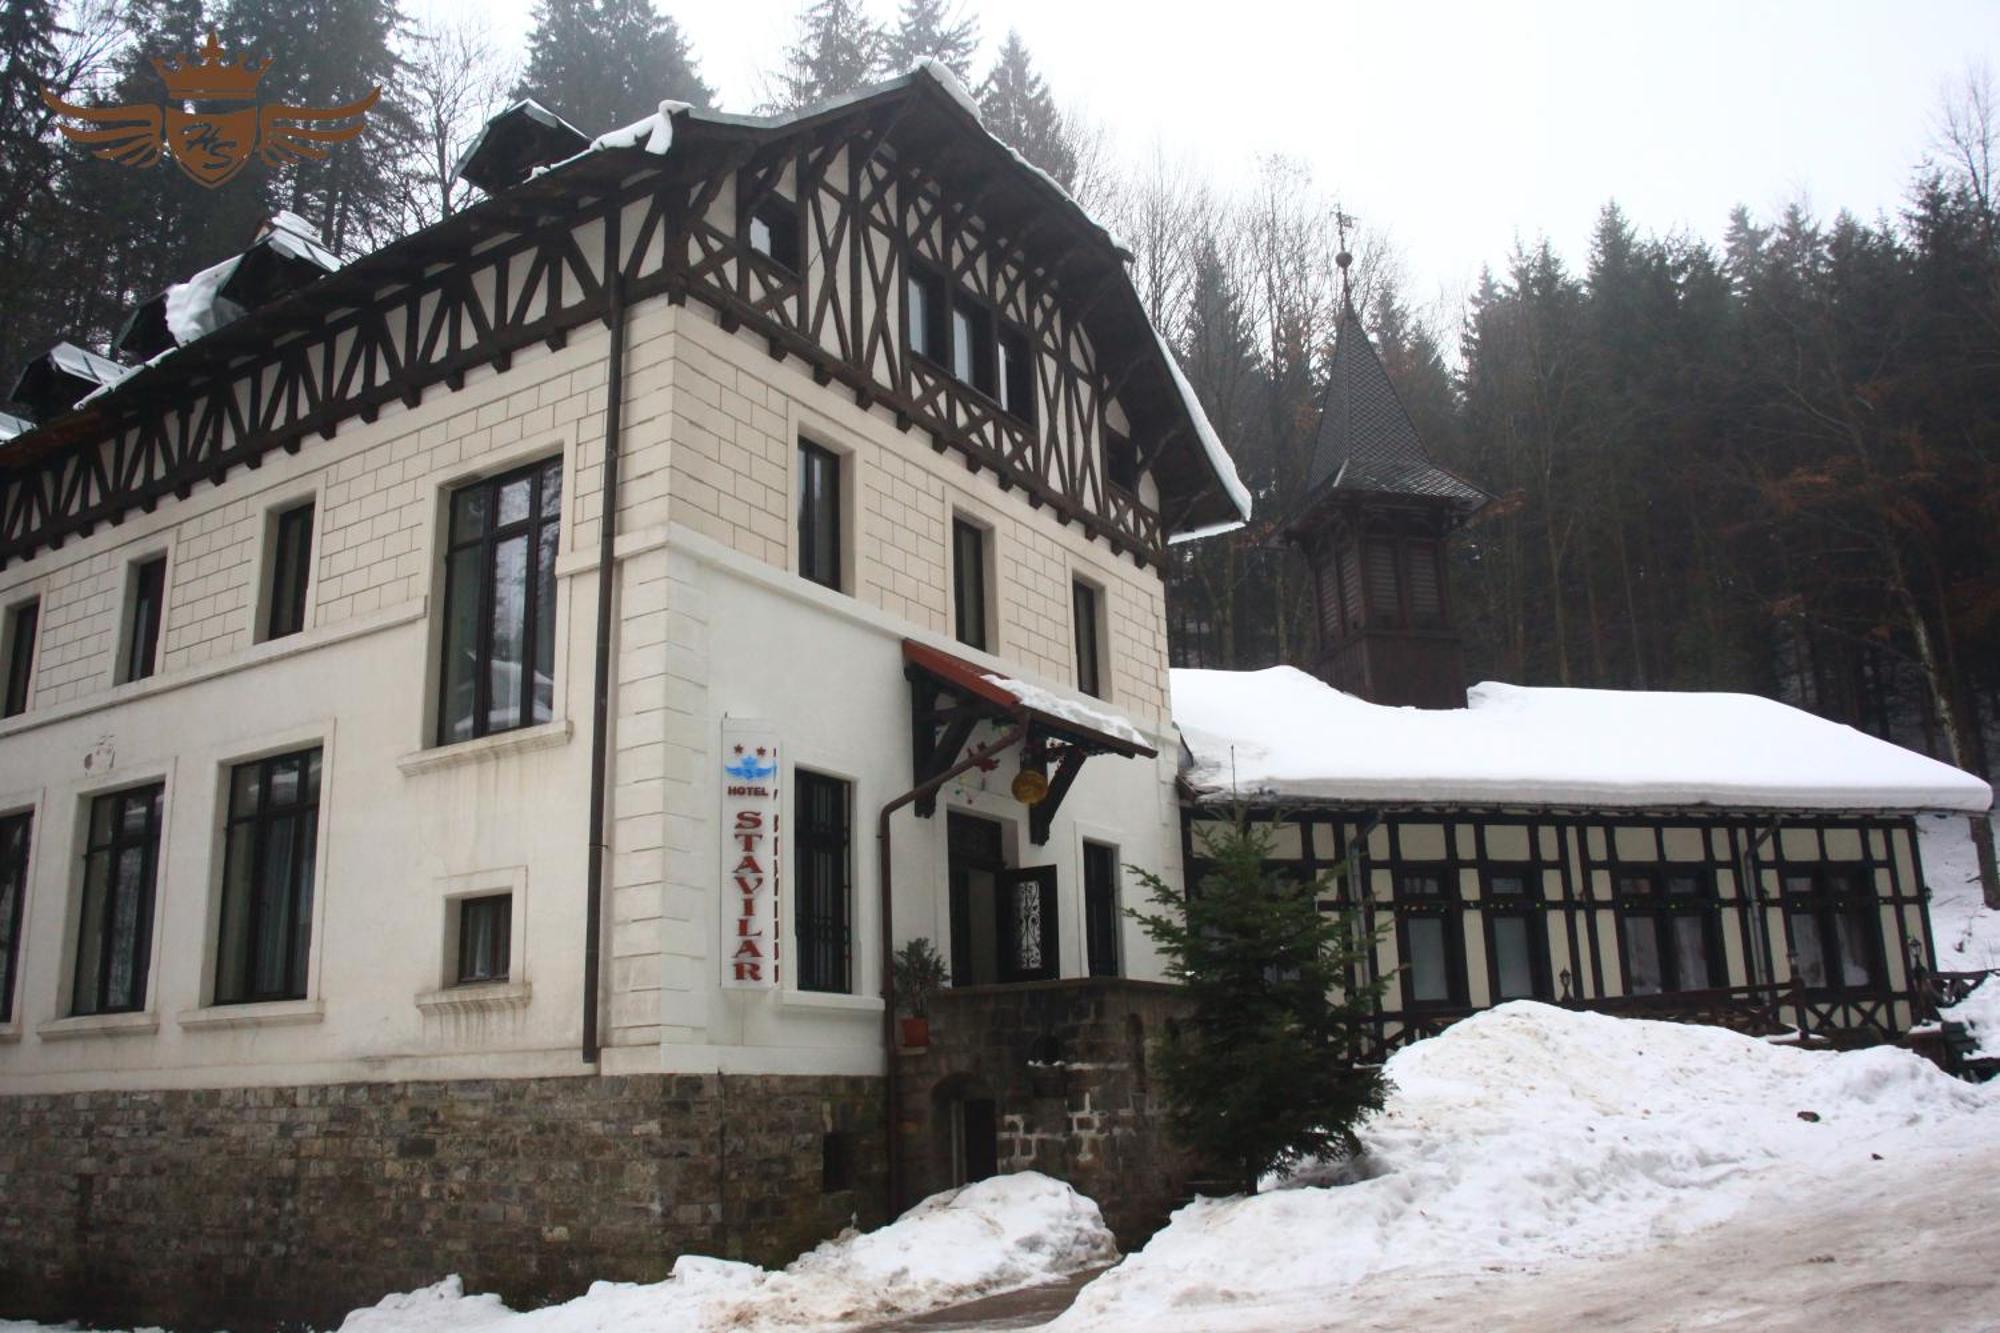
[582, 269, 628, 1064]
[877, 720, 1029, 1217]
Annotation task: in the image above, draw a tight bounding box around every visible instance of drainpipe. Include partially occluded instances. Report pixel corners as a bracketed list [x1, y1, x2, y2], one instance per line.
[877, 720, 1029, 1219]
[582, 275, 628, 1064]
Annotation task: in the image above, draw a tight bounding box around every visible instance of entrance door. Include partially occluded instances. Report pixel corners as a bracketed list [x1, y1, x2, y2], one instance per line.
[952, 1097, 998, 1184]
[948, 813, 1005, 986]
[998, 866, 1059, 983]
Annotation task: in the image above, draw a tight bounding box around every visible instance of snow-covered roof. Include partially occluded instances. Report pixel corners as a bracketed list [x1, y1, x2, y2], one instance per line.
[47, 342, 126, 389]
[1173, 665, 1993, 814]
[0, 412, 30, 442]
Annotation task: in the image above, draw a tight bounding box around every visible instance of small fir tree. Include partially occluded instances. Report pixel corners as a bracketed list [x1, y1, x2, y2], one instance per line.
[881, 0, 977, 80]
[767, 0, 880, 112]
[1131, 818, 1387, 1190]
[977, 31, 1074, 187]
[516, 0, 714, 132]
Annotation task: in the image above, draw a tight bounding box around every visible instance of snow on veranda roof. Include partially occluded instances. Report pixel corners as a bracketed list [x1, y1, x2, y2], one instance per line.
[536, 61, 1253, 538]
[1172, 666, 1994, 814]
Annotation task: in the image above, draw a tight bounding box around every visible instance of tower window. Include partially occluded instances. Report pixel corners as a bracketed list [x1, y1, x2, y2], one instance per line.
[748, 195, 801, 272]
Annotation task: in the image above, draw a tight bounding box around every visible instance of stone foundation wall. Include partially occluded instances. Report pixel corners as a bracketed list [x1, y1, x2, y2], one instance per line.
[0, 1073, 883, 1331]
[896, 979, 1199, 1246]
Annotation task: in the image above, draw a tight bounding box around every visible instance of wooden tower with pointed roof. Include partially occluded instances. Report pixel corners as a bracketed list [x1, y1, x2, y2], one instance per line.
[1285, 259, 1489, 709]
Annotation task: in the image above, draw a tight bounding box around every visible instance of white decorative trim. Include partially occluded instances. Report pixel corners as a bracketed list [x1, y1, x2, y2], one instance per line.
[37, 1011, 160, 1041]
[177, 998, 325, 1031]
[415, 980, 532, 1014]
[777, 989, 884, 1015]
[397, 719, 573, 775]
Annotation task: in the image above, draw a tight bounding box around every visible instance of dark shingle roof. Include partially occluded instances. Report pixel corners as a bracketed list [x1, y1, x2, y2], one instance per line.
[1301, 307, 1488, 510]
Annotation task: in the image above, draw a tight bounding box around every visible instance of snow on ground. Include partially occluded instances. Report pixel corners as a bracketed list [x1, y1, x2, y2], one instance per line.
[1172, 666, 1993, 812]
[1921, 812, 2000, 971]
[1051, 1001, 2000, 1333]
[1944, 976, 2000, 1059]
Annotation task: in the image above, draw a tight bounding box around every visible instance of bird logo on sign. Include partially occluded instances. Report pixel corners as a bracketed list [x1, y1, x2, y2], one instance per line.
[41, 31, 379, 189]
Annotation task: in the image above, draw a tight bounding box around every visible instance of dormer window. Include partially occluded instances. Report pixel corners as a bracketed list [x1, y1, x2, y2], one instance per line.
[908, 266, 948, 363]
[748, 195, 800, 272]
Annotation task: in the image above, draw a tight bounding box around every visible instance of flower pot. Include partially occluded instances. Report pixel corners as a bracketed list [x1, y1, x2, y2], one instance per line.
[900, 1016, 931, 1049]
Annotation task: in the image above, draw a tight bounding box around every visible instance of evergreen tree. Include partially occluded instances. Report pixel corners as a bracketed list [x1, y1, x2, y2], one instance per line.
[515, 0, 713, 132]
[977, 31, 1074, 188]
[881, 0, 977, 80]
[1131, 820, 1387, 1189]
[768, 0, 880, 113]
[0, 0, 65, 391]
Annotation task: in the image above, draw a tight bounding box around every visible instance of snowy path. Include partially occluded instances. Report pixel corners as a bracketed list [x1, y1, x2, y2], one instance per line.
[1081, 1128, 2000, 1333]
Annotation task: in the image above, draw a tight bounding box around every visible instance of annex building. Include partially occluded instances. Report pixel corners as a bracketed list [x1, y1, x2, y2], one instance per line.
[0, 60, 1987, 1333]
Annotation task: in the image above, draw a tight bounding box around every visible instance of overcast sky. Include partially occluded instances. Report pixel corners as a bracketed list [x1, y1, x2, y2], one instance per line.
[466, 0, 2000, 315]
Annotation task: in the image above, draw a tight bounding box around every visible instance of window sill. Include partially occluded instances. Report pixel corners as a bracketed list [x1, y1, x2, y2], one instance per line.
[0, 1025, 19, 1044]
[398, 719, 572, 776]
[38, 1011, 159, 1041]
[178, 998, 325, 1031]
[416, 980, 532, 1014]
[778, 989, 883, 1014]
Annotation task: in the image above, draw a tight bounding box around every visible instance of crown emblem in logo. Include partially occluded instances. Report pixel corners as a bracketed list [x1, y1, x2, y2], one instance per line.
[150, 32, 273, 101]
[42, 31, 379, 189]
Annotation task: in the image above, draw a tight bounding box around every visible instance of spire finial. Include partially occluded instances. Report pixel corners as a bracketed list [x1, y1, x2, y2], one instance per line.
[1333, 205, 1356, 314]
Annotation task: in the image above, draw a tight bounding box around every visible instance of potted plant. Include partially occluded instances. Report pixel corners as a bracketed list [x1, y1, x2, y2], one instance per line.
[892, 938, 949, 1049]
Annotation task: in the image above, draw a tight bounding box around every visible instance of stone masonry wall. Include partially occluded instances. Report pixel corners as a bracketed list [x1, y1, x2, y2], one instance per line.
[896, 979, 1198, 1247]
[0, 1072, 883, 1331]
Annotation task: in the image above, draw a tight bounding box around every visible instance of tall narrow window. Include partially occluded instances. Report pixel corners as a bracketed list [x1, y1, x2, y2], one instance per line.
[952, 519, 988, 651]
[438, 457, 563, 745]
[457, 894, 512, 984]
[1363, 539, 1400, 630]
[748, 195, 801, 272]
[73, 783, 164, 1016]
[1103, 431, 1139, 493]
[215, 748, 321, 1005]
[1407, 541, 1443, 627]
[122, 555, 166, 683]
[1396, 869, 1464, 1008]
[1073, 580, 1103, 699]
[0, 811, 29, 1024]
[265, 502, 314, 641]
[797, 440, 842, 591]
[1616, 870, 1718, 995]
[1483, 868, 1547, 1002]
[952, 294, 996, 395]
[795, 770, 852, 994]
[1784, 870, 1881, 991]
[908, 267, 948, 362]
[999, 325, 1034, 421]
[1083, 841, 1121, 978]
[3, 599, 38, 717]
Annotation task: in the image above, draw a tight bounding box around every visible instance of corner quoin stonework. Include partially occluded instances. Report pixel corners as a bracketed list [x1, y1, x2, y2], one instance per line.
[0, 1073, 883, 1331]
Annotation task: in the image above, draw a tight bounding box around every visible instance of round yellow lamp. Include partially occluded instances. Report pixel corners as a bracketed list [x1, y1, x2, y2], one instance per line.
[1010, 765, 1050, 806]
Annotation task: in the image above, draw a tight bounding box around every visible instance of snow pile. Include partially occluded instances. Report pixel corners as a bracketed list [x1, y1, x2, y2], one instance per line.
[1943, 978, 2000, 1058]
[1922, 813, 2000, 970]
[991, 676, 1151, 748]
[164, 255, 247, 345]
[1173, 665, 1994, 812]
[337, 1173, 1111, 1333]
[1054, 1002, 1997, 1331]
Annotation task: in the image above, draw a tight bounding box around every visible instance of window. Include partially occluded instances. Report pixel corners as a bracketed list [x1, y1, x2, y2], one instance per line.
[264, 502, 314, 641]
[797, 440, 842, 591]
[215, 748, 322, 1005]
[121, 555, 166, 683]
[795, 770, 852, 994]
[1483, 868, 1547, 1002]
[0, 812, 28, 1023]
[1083, 841, 1121, 978]
[952, 519, 988, 651]
[999, 325, 1034, 422]
[3, 599, 37, 717]
[73, 783, 164, 1016]
[456, 893, 512, 983]
[1395, 869, 1465, 1008]
[908, 266, 948, 363]
[748, 194, 801, 272]
[951, 293, 996, 396]
[1783, 869, 1881, 992]
[1073, 580, 1103, 698]
[438, 457, 562, 745]
[1615, 870, 1719, 995]
[1104, 431, 1138, 493]
[821, 1131, 856, 1193]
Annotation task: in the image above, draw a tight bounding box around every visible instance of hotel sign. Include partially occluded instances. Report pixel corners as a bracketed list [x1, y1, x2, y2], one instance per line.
[721, 720, 780, 989]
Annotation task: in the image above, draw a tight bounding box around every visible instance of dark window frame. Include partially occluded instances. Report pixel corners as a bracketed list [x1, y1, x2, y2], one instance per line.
[1103, 430, 1139, 494]
[122, 554, 167, 683]
[1781, 867, 1884, 994]
[907, 262, 950, 365]
[746, 191, 802, 274]
[1480, 865, 1551, 1002]
[998, 322, 1036, 425]
[1083, 840, 1121, 978]
[1393, 865, 1467, 1010]
[264, 501, 315, 641]
[952, 518, 989, 651]
[1072, 579, 1104, 699]
[456, 893, 513, 984]
[214, 747, 322, 1005]
[795, 769, 853, 994]
[73, 782, 164, 1017]
[436, 456, 564, 746]
[0, 810, 29, 1024]
[797, 439, 843, 592]
[3, 598, 38, 717]
[906, 257, 1024, 412]
[1613, 867, 1723, 995]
